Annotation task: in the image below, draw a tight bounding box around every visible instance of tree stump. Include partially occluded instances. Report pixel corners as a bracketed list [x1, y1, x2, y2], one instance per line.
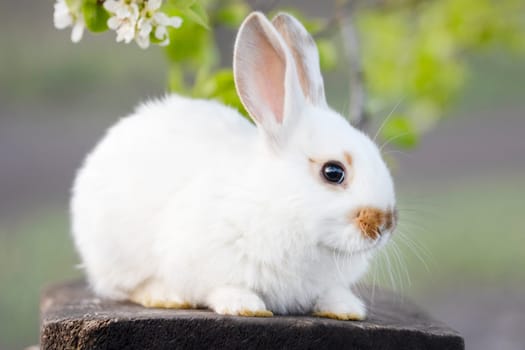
[40, 280, 464, 349]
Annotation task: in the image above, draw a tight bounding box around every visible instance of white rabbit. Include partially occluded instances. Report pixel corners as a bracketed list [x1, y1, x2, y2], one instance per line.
[71, 12, 397, 320]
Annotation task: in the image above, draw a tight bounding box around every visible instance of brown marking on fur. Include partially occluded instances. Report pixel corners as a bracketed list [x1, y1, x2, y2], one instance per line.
[351, 207, 398, 240]
[130, 293, 195, 309]
[343, 152, 353, 167]
[238, 309, 274, 317]
[129, 279, 195, 310]
[313, 311, 364, 321]
[342, 152, 355, 185]
[149, 300, 194, 309]
[352, 207, 384, 240]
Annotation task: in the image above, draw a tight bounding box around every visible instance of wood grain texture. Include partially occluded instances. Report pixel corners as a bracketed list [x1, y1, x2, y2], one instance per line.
[40, 280, 464, 350]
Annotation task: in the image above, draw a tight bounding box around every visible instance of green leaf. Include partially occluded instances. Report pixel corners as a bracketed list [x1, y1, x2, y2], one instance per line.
[192, 69, 250, 120]
[180, 2, 210, 29]
[216, 3, 250, 28]
[164, 20, 216, 68]
[380, 115, 419, 149]
[81, 0, 109, 33]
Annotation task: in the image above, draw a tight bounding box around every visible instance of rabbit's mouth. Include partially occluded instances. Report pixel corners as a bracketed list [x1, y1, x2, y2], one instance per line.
[318, 233, 390, 257]
[318, 243, 374, 257]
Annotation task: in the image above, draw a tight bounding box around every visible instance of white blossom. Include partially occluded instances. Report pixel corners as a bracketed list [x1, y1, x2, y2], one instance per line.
[104, 0, 182, 49]
[71, 20, 85, 43]
[53, 0, 72, 29]
[151, 11, 183, 46]
[53, 0, 85, 43]
[104, 1, 140, 44]
[54, 0, 182, 48]
[136, 17, 153, 49]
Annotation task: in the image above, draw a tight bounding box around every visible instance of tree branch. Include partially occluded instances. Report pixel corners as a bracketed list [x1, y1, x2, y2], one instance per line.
[338, 1, 369, 130]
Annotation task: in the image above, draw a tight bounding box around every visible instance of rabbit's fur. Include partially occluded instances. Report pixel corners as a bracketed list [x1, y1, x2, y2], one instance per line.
[71, 12, 396, 320]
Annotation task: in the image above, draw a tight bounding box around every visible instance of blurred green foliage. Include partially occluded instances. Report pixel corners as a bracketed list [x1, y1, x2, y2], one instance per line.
[357, 0, 525, 146]
[75, 0, 525, 147]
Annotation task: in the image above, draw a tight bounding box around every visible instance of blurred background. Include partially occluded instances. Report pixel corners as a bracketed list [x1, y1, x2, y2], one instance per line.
[1, 1, 524, 349]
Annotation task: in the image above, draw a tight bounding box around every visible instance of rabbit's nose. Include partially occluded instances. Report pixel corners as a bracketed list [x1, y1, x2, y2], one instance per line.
[352, 207, 397, 240]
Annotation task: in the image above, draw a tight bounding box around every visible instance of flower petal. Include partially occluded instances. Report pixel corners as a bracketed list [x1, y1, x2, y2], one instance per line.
[103, 0, 120, 13]
[146, 0, 162, 12]
[138, 19, 153, 37]
[136, 35, 150, 49]
[107, 16, 120, 30]
[130, 3, 140, 20]
[71, 22, 85, 43]
[159, 37, 170, 47]
[53, 0, 73, 29]
[154, 25, 167, 40]
[54, 13, 73, 29]
[153, 12, 169, 25]
[121, 23, 136, 43]
[168, 16, 183, 28]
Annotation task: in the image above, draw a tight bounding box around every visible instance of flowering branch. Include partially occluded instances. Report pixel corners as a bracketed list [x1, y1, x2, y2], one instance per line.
[54, 0, 85, 43]
[53, 0, 183, 49]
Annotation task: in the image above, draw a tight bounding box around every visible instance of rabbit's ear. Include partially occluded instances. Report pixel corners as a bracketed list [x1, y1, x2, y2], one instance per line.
[272, 13, 327, 108]
[234, 12, 305, 144]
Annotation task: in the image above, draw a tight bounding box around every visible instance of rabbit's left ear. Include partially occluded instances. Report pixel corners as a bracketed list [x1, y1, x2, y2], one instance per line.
[234, 12, 306, 148]
[272, 13, 327, 108]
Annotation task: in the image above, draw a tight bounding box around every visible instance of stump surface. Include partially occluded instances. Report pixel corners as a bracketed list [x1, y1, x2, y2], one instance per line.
[40, 280, 464, 350]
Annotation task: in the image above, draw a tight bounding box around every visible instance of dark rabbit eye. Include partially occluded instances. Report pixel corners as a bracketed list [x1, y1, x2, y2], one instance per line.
[322, 162, 345, 184]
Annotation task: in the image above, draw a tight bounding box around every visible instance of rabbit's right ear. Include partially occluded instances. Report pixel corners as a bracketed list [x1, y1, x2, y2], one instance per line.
[271, 13, 327, 108]
[234, 12, 305, 147]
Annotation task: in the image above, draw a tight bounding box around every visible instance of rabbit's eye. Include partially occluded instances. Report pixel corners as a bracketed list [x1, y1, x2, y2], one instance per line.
[322, 162, 345, 184]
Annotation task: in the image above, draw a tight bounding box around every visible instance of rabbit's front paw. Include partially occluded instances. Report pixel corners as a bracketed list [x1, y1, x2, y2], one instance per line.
[131, 295, 194, 309]
[207, 286, 273, 317]
[129, 280, 194, 309]
[313, 287, 366, 321]
[312, 311, 364, 321]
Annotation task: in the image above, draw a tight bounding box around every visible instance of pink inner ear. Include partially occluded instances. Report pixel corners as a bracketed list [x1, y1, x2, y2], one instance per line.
[235, 16, 288, 126]
[255, 47, 285, 123]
